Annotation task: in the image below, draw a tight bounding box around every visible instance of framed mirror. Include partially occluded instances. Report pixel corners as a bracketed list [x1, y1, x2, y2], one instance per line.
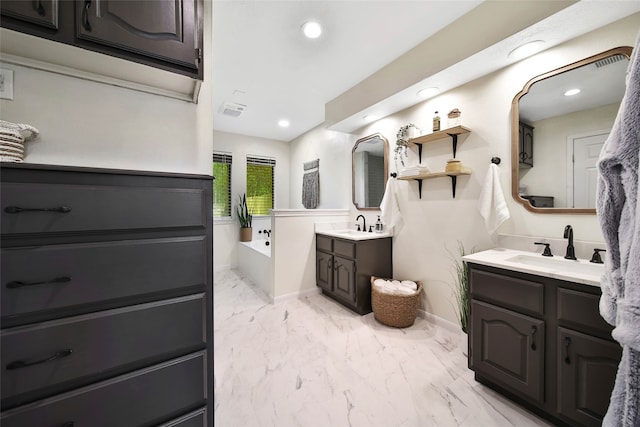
[352, 133, 388, 210]
[511, 46, 632, 214]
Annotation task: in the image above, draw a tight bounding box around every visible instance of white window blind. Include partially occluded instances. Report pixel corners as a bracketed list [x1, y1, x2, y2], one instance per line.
[213, 152, 232, 218]
[246, 156, 275, 216]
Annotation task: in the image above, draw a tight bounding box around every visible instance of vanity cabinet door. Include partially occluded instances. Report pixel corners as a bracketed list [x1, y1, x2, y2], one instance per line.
[471, 300, 545, 403]
[0, 0, 58, 29]
[557, 327, 621, 427]
[333, 256, 356, 302]
[519, 122, 534, 168]
[316, 251, 333, 292]
[76, 0, 201, 73]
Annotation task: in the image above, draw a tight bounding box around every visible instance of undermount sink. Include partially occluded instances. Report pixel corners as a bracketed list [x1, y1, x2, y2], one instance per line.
[316, 229, 391, 241]
[505, 254, 605, 276]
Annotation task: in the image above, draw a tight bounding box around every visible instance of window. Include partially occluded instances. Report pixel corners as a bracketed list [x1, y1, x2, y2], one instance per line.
[213, 152, 232, 218]
[246, 156, 275, 216]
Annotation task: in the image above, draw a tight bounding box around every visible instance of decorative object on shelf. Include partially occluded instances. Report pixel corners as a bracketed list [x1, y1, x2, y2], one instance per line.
[395, 123, 421, 168]
[447, 109, 462, 128]
[433, 111, 441, 132]
[371, 276, 422, 328]
[0, 120, 39, 163]
[445, 159, 463, 173]
[235, 193, 253, 242]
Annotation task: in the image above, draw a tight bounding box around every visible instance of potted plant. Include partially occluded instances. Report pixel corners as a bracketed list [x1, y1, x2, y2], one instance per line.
[395, 123, 421, 167]
[235, 193, 253, 242]
[450, 241, 474, 356]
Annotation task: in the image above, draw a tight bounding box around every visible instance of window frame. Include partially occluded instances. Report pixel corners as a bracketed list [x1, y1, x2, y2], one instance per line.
[213, 152, 233, 221]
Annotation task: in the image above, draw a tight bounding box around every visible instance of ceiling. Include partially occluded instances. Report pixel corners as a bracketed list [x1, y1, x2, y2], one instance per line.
[212, 1, 640, 143]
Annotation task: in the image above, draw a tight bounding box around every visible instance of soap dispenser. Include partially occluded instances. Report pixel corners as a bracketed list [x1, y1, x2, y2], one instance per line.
[375, 215, 383, 233]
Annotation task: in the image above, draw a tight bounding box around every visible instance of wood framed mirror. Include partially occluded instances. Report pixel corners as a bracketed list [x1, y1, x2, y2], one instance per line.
[352, 133, 388, 210]
[511, 46, 632, 214]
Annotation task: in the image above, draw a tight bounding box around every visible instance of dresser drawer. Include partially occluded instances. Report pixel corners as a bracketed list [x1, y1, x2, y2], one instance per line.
[2, 294, 205, 407]
[1, 351, 206, 427]
[2, 237, 207, 324]
[334, 239, 356, 258]
[557, 287, 613, 336]
[317, 234, 332, 252]
[160, 408, 207, 427]
[1, 182, 206, 235]
[470, 268, 544, 316]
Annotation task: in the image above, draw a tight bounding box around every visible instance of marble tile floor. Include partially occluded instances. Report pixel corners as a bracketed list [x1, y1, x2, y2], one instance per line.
[213, 269, 552, 427]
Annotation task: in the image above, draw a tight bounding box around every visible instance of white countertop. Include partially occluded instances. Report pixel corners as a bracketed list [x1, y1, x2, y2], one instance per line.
[462, 248, 605, 287]
[315, 222, 392, 241]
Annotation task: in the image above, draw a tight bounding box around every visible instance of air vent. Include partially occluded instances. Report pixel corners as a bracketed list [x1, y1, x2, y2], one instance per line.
[218, 102, 247, 117]
[594, 54, 626, 68]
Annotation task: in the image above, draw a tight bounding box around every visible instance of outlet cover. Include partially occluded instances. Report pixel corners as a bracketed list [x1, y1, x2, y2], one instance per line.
[0, 69, 14, 100]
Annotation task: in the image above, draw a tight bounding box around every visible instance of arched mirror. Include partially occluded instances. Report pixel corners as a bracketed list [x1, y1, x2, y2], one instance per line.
[511, 46, 632, 214]
[352, 133, 388, 210]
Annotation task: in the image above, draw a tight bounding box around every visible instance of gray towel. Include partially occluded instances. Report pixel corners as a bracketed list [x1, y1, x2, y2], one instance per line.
[302, 159, 319, 209]
[596, 30, 640, 427]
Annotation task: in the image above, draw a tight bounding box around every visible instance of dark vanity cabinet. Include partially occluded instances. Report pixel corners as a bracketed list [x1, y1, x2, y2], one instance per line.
[316, 234, 392, 314]
[519, 122, 534, 168]
[468, 264, 621, 427]
[0, 164, 213, 426]
[0, 0, 203, 79]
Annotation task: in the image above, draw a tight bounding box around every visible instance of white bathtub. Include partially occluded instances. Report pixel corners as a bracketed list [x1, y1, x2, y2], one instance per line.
[237, 239, 272, 298]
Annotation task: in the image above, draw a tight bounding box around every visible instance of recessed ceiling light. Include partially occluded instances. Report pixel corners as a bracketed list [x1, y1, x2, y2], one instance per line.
[564, 88, 581, 97]
[363, 114, 378, 122]
[508, 40, 545, 60]
[278, 119, 290, 128]
[417, 87, 440, 98]
[302, 21, 322, 39]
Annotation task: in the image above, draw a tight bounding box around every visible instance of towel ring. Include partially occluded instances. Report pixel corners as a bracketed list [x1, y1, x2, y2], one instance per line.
[491, 157, 501, 165]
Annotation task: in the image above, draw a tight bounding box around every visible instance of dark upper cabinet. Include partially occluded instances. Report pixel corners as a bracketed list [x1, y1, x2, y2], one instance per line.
[0, 0, 203, 79]
[519, 122, 534, 168]
[0, 0, 59, 29]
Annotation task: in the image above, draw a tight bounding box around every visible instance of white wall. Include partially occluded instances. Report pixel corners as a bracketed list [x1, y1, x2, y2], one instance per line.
[212, 130, 290, 270]
[288, 14, 640, 325]
[0, 2, 214, 176]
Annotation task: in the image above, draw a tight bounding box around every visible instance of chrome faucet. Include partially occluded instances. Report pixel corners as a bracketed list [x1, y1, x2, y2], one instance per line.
[564, 225, 576, 260]
[356, 214, 366, 232]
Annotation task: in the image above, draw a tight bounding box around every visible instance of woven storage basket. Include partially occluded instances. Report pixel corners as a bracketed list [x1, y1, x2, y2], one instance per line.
[371, 276, 422, 328]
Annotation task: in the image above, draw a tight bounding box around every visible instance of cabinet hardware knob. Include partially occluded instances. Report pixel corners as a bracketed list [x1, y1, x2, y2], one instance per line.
[82, 0, 92, 31]
[35, 0, 46, 16]
[6, 349, 73, 370]
[564, 336, 571, 364]
[6, 276, 71, 289]
[4, 206, 72, 214]
[530, 325, 537, 351]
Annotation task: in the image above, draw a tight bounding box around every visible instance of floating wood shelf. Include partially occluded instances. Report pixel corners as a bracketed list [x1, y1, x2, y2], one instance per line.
[408, 125, 471, 162]
[397, 168, 472, 198]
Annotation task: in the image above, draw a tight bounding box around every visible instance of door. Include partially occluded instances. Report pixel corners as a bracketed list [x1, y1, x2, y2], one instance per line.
[76, 0, 200, 70]
[557, 327, 621, 427]
[470, 300, 545, 403]
[568, 130, 608, 208]
[333, 256, 356, 302]
[316, 251, 333, 292]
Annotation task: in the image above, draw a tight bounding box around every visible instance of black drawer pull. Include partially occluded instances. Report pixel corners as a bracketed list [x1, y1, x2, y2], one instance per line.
[35, 0, 46, 16]
[530, 325, 537, 351]
[4, 206, 72, 214]
[6, 349, 73, 370]
[6, 276, 71, 289]
[564, 336, 571, 364]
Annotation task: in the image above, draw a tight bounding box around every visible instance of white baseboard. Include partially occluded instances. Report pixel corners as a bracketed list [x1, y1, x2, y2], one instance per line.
[417, 309, 464, 335]
[273, 287, 321, 304]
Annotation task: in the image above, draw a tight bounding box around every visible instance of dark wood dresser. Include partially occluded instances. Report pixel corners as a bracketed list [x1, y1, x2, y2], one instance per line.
[0, 163, 213, 427]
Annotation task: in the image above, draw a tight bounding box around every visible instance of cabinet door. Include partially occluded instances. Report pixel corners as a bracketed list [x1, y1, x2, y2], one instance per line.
[316, 251, 333, 292]
[557, 328, 621, 427]
[470, 300, 545, 403]
[76, 0, 200, 71]
[519, 122, 534, 168]
[333, 256, 356, 302]
[0, 0, 58, 29]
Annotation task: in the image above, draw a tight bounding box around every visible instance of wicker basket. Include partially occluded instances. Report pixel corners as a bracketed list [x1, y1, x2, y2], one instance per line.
[371, 276, 422, 328]
[0, 120, 39, 163]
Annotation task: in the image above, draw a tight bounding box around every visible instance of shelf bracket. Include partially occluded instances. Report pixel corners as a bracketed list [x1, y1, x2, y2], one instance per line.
[416, 179, 423, 199]
[418, 144, 423, 164]
[448, 133, 458, 158]
[449, 175, 457, 198]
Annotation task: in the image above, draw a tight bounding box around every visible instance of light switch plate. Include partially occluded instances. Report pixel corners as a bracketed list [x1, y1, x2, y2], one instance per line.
[0, 69, 15, 100]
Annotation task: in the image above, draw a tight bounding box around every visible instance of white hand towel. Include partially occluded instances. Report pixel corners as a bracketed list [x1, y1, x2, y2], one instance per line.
[380, 178, 404, 235]
[477, 163, 510, 235]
